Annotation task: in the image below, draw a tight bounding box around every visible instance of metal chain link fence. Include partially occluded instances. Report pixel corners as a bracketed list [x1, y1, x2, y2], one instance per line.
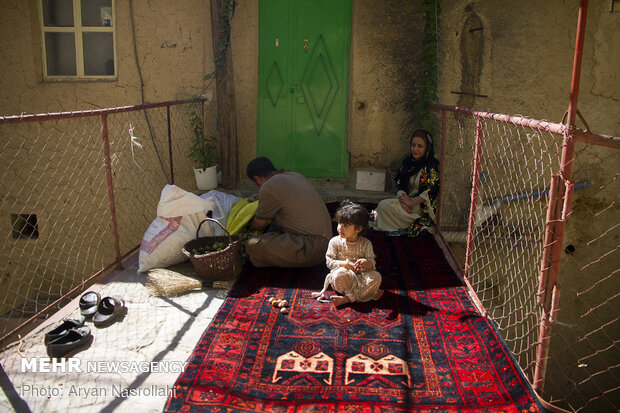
[544, 139, 619, 412]
[434, 105, 618, 412]
[0, 99, 203, 346]
[438, 109, 561, 383]
[0, 99, 617, 412]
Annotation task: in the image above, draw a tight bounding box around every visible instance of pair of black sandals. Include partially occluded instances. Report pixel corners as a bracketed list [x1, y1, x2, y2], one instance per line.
[79, 291, 126, 327]
[44, 291, 126, 358]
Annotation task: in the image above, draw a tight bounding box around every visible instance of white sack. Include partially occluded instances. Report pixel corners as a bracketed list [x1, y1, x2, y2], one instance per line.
[157, 185, 214, 217]
[138, 185, 215, 273]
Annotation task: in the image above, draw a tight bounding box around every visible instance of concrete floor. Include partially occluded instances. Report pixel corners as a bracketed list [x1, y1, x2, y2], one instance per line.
[0, 254, 235, 413]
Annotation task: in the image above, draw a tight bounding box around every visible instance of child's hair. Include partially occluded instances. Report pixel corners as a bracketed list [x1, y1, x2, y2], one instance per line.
[335, 200, 369, 232]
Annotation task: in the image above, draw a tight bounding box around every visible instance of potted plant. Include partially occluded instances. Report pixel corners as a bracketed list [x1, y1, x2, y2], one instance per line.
[188, 107, 218, 190]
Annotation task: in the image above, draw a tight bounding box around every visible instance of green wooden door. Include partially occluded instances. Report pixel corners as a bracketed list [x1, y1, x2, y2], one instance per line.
[258, 0, 351, 177]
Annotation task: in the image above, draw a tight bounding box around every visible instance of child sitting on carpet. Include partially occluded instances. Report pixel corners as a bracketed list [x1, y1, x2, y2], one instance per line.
[311, 201, 383, 307]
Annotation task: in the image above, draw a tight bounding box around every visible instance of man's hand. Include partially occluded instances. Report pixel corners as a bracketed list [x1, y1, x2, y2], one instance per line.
[252, 217, 269, 231]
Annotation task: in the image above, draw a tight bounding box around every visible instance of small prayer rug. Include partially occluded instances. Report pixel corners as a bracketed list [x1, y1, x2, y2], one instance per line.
[165, 232, 543, 412]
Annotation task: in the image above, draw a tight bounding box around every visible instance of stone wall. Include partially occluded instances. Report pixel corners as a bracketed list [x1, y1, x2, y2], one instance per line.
[439, 0, 619, 132]
[1, 0, 212, 113]
[1, 0, 426, 181]
[3, 1, 617, 180]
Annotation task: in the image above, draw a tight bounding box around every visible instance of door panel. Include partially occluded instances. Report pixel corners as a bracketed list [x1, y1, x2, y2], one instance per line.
[258, 0, 290, 169]
[258, 0, 351, 177]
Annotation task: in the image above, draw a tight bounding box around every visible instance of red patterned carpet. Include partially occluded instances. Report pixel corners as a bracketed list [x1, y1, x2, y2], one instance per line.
[165, 232, 543, 412]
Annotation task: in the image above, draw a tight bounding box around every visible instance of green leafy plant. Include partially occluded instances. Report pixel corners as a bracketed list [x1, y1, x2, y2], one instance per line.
[188, 105, 217, 170]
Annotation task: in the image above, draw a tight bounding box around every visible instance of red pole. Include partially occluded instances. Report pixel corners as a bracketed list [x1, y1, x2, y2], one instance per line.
[167, 104, 174, 184]
[430, 103, 567, 136]
[533, 0, 588, 395]
[537, 174, 559, 305]
[428, 104, 618, 149]
[437, 110, 447, 228]
[101, 114, 123, 270]
[566, 0, 588, 132]
[534, 172, 560, 391]
[0, 97, 204, 124]
[464, 117, 484, 279]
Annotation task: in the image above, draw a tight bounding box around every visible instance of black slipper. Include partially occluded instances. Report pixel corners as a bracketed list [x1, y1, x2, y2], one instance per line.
[79, 291, 101, 318]
[46, 326, 92, 358]
[93, 296, 126, 327]
[44, 315, 86, 344]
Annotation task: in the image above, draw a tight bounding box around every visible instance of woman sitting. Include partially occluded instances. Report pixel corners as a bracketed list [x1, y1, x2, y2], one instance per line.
[370, 129, 440, 237]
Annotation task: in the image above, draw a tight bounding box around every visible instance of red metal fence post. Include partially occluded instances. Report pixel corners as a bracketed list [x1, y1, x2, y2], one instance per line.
[463, 117, 484, 279]
[533, 172, 560, 392]
[167, 104, 174, 185]
[101, 114, 123, 270]
[536, 174, 559, 305]
[533, 0, 588, 395]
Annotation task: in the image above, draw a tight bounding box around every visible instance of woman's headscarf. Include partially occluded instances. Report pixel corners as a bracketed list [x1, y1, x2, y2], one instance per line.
[394, 129, 439, 192]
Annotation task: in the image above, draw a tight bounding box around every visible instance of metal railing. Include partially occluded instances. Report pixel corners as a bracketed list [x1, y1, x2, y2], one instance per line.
[0, 94, 617, 411]
[432, 102, 619, 412]
[0, 98, 205, 347]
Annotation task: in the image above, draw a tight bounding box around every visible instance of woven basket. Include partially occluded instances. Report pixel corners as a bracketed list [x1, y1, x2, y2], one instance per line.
[182, 218, 242, 281]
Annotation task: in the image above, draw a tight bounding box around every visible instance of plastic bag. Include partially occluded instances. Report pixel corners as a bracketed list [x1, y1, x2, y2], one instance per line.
[199, 190, 242, 235]
[225, 199, 259, 235]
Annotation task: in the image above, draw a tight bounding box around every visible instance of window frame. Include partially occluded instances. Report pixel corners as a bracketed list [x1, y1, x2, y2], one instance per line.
[38, 0, 117, 80]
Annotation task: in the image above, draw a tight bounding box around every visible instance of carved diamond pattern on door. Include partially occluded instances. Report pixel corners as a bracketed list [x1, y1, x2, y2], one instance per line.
[300, 35, 339, 136]
[266, 61, 285, 107]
